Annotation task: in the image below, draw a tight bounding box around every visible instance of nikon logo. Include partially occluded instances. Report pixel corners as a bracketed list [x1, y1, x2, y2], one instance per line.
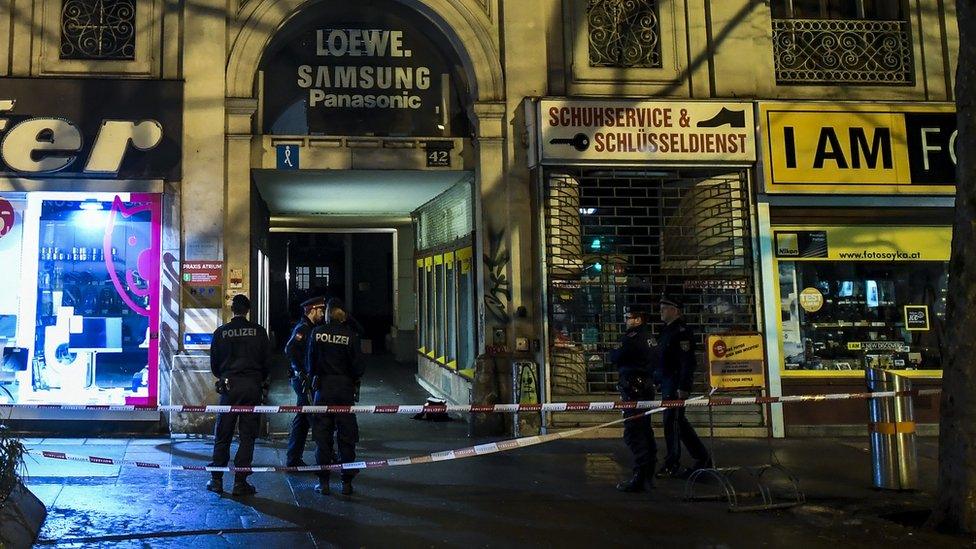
[0, 99, 163, 175]
[775, 233, 800, 257]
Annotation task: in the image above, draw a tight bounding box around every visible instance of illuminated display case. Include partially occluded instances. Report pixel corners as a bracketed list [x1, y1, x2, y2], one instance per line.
[773, 225, 949, 378]
[0, 192, 161, 405]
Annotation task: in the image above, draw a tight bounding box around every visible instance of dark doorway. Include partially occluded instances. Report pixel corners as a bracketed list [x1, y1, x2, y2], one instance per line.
[267, 231, 395, 355]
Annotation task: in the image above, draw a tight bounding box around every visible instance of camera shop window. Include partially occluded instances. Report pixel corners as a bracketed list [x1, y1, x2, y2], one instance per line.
[778, 260, 947, 374]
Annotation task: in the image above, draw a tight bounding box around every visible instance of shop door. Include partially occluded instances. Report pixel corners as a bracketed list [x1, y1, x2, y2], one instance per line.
[543, 169, 758, 401]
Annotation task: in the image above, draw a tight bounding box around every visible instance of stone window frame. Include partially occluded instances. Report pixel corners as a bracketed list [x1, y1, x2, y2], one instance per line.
[33, 0, 160, 76]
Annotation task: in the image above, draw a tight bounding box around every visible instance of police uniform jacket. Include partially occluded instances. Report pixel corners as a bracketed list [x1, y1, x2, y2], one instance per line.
[657, 317, 696, 393]
[210, 316, 271, 381]
[306, 321, 364, 380]
[284, 316, 315, 377]
[610, 324, 655, 378]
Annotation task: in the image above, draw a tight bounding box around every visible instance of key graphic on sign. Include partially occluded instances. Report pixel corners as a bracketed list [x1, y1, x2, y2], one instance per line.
[549, 133, 590, 152]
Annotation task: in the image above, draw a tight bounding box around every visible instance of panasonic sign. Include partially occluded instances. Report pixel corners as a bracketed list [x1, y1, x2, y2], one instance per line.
[0, 78, 182, 180]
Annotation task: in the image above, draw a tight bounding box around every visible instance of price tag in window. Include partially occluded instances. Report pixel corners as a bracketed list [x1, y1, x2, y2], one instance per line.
[904, 305, 930, 331]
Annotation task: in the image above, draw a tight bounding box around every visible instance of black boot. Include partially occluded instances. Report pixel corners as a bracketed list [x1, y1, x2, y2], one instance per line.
[206, 474, 223, 494]
[231, 474, 257, 496]
[341, 479, 354, 496]
[655, 464, 682, 479]
[616, 471, 651, 493]
[314, 476, 331, 495]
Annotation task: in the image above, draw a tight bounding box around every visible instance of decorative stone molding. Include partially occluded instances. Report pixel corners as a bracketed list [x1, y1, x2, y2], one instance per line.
[472, 101, 506, 140]
[225, 97, 258, 136]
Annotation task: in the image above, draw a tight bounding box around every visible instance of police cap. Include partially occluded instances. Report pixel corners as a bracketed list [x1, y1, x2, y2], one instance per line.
[624, 304, 650, 315]
[659, 295, 683, 309]
[301, 296, 327, 310]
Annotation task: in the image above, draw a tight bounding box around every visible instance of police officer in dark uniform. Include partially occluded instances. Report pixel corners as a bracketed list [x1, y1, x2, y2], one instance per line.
[654, 295, 711, 479]
[306, 298, 364, 496]
[284, 296, 327, 467]
[206, 294, 272, 496]
[610, 304, 657, 492]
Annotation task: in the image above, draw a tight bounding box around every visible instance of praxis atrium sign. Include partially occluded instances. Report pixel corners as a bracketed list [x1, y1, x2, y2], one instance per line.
[261, 3, 468, 137]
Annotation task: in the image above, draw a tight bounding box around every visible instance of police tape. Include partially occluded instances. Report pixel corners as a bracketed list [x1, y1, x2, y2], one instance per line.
[25, 402, 675, 474]
[0, 388, 938, 415]
[22, 389, 940, 474]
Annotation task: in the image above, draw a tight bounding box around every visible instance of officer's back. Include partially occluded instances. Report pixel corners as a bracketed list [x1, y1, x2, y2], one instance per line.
[210, 314, 271, 382]
[307, 316, 362, 404]
[657, 314, 696, 396]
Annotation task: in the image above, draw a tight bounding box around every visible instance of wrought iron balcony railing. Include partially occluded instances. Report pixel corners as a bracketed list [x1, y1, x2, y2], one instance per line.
[772, 18, 914, 85]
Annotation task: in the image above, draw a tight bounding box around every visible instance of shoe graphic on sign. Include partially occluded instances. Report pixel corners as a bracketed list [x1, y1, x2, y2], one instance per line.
[697, 107, 746, 128]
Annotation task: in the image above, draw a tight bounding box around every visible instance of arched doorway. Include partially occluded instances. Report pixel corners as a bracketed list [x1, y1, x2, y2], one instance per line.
[223, 0, 505, 408]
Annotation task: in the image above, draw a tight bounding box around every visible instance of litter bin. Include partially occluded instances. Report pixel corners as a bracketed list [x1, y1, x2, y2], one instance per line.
[865, 367, 918, 490]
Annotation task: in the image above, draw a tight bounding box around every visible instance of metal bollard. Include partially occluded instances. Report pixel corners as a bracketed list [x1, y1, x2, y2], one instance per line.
[865, 367, 918, 490]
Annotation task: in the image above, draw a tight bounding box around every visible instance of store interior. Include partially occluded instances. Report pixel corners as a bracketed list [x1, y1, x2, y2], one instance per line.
[779, 260, 948, 373]
[0, 192, 158, 405]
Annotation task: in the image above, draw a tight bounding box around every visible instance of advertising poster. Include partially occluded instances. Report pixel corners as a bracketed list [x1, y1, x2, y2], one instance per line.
[707, 333, 766, 390]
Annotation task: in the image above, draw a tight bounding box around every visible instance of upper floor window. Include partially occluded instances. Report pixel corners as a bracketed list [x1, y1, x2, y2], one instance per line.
[295, 266, 310, 291]
[587, 0, 662, 68]
[771, 0, 905, 20]
[60, 0, 136, 60]
[770, 0, 914, 86]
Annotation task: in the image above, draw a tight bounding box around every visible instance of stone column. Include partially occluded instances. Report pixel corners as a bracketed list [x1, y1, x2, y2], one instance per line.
[224, 98, 258, 309]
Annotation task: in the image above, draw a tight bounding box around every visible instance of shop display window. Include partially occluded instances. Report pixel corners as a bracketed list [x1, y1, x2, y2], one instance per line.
[0, 192, 160, 405]
[415, 246, 476, 371]
[778, 261, 947, 374]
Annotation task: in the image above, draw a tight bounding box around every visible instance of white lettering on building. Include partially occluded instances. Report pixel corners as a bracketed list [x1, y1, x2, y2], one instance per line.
[0, 100, 164, 175]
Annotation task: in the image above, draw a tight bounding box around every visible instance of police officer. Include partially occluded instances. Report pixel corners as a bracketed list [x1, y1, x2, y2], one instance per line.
[610, 304, 657, 492]
[207, 294, 272, 496]
[654, 295, 711, 479]
[306, 298, 364, 496]
[284, 296, 327, 467]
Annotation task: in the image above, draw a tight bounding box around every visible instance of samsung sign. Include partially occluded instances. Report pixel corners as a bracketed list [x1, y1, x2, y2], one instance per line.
[0, 78, 182, 180]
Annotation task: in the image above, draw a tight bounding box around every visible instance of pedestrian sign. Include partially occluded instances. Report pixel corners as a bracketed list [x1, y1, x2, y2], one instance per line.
[276, 145, 299, 170]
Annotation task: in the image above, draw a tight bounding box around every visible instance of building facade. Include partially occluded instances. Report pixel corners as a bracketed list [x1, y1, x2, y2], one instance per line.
[0, 0, 959, 435]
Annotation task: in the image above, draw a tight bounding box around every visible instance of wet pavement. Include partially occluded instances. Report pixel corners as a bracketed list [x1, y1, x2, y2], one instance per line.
[19, 355, 974, 548]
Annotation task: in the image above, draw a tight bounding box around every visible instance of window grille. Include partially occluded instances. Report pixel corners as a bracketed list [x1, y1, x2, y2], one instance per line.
[587, 0, 662, 68]
[60, 0, 136, 60]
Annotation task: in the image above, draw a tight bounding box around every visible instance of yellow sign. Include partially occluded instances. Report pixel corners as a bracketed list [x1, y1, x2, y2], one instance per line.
[707, 334, 766, 389]
[759, 102, 956, 194]
[799, 287, 824, 312]
[773, 226, 951, 262]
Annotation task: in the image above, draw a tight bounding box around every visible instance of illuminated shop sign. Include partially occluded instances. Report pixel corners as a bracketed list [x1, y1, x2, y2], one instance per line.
[537, 99, 756, 164]
[261, 4, 468, 136]
[759, 101, 956, 194]
[772, 226, 951, 262]
[0, 78, 182, 180]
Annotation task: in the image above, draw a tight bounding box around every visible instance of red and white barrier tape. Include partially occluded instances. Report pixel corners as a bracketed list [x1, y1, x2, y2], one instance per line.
[26, 401, 677, 474]
[0, 389, 938, 415]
